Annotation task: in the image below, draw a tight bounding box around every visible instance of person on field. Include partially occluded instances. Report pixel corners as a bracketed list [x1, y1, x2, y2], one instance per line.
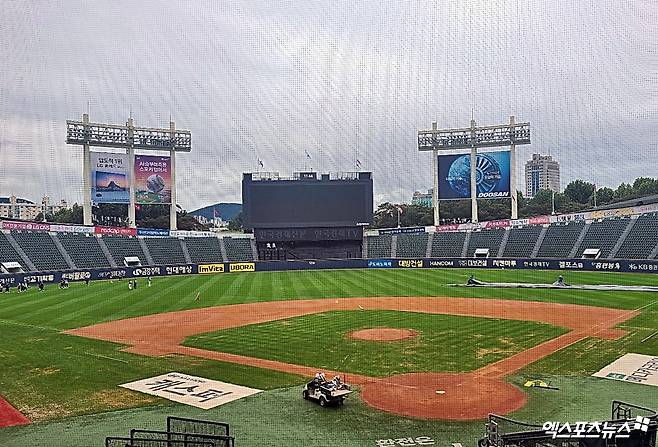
[128, 281, 133, 290]
[38, 280, 44, 292]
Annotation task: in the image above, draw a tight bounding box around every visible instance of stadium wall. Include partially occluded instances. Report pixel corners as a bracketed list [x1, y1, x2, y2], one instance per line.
[2, 257, 658, 287]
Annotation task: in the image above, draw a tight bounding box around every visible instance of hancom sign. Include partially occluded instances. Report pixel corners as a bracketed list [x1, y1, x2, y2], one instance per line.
[438, 151, 510, 200]
[229, 263, 255, 273]
[198, 264, 225, 274]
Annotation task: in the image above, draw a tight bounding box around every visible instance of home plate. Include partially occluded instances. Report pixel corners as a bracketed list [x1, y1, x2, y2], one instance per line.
[436, 390, 446, 394]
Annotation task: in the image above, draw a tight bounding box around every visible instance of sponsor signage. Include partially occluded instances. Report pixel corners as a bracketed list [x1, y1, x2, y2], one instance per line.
[95, 226, 137, 236]
[91, 152, 130, 203]
[379, 227, 426, 235]
[593, 354, 658, 387]
[229, 263, 255, 273]
[198, 264, 225, 274]
[438, 151, 511, 200]
[135, 155, 172, 204]
[368, 260, 393, 268]
[137, 228, 170, 237]
[427, 259, 455, 268]
[397, 259, 424, 268]
[255, 227, 362, 242]
[120, 372, 262, 409]
[0, 220, 51, 231]
[50, 224, 95, 234]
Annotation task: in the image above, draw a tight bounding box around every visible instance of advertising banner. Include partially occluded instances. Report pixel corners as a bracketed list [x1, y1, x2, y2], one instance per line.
[91, 152, 130, 204]
[438, 151, 511, 200]
[134, 155, 171, 204]
[593, 354, 658, 387]
[229, 262, 255, 273]
[50, 224, 95, 234]
[198, 264, 225, 274]
[136, 228, 170, 237]
[120, 372, 262, 409]
[379, 227, 426, 235]
[0, 220, 50, 231]
[94, 226, 137, 236]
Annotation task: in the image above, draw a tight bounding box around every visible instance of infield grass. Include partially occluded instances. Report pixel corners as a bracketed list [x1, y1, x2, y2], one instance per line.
[184, 310, 567, 376]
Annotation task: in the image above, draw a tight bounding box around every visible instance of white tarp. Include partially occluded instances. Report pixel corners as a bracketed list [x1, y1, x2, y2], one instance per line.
[120, 372, 262, 409]
[592, 353, 658, 387]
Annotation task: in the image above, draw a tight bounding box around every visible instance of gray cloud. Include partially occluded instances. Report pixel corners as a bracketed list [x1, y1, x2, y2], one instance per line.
[1, 0, 656, 209]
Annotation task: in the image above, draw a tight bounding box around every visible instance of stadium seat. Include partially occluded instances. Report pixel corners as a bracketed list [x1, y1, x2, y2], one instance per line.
[184, 237, 224, 263]
[430, 232, 467, 257]
[57, 233, 111, 268]
[503, 226, 542, 258]
[145, 238, 187, 265]
[366, 235, 392, 258]
[575, 218, 630, 259]
[102, 236, 149, 266]
[223, 237, 255, 262]
[396, 233, 429, 258]
[465, 229, 505, 258]
[11, 231, 70, 271]
[536, 221, 585, 258]
[0, 232, 24, 267]
[615, 213, 658, 259]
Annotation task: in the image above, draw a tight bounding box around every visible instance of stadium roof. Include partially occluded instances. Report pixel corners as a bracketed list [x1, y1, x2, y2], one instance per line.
[0, 197, 35, 205]
[591, 194, 658, 211]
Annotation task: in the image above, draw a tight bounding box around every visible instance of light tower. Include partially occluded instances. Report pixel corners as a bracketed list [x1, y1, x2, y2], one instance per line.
[66, 114, 191, 230]
[418, 116, 530, 224]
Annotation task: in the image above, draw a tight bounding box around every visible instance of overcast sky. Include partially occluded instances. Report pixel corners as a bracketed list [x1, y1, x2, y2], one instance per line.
[1, 0, 656, 210]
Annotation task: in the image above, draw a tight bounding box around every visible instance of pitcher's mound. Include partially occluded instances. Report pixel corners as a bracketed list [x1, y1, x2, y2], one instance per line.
[348, 328, 418, 341]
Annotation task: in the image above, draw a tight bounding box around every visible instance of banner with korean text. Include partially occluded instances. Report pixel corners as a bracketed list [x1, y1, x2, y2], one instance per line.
[135, 155, 171, 204]
[91, 152, 130, 203]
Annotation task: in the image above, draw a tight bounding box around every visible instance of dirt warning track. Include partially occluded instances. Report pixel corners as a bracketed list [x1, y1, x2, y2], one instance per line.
[66, 297, 637, 420]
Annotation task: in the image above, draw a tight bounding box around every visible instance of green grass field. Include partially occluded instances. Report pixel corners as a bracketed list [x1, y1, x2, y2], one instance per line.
[184, 310, 567, 376]
[1, 268, 658, 446]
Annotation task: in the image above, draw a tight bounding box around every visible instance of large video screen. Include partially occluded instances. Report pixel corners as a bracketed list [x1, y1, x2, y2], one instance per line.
[242, 177, 373, 229]
[438, 151, 511, 200]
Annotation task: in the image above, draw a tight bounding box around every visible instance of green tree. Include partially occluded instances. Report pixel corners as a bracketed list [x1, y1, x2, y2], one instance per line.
[228, 212, 243, 231]
[564, 180, 595, 204]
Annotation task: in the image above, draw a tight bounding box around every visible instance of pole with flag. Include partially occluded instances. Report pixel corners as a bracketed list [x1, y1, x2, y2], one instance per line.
[355, 158, 362, 170]
[304, 149, 311, 171]
[395, 205, 403, 228]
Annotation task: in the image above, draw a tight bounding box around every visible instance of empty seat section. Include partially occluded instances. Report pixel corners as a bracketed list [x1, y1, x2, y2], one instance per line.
[615, 214, 658, 259]
[184, 237, 224, 263]
[366, 235, 392, 258]
[144, 238, 187, 265]
[223, 237, 254, 262]
[12, 231, 70, 271]
[103, 236, 148, 266]
[465, 229, 505, 257]
[503, 226, 542, 258]
[536, 221, 585, 258]
[396, 233, 429, 258]
[0, 232, 24, 266]
[576, 218, 630, 258]
[430, 232, 467, 257]
[57, 233, 111, 268]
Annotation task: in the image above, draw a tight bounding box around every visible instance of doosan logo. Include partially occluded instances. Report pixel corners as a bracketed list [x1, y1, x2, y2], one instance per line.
[478, 191, 509, 198]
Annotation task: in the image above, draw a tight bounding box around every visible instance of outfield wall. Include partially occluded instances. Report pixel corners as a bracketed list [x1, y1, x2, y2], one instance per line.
[2, 257, 658, 287]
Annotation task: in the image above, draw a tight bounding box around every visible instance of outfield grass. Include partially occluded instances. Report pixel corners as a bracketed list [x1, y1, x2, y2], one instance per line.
[0, 268, 657, 437]
[184, 310, 567, 376]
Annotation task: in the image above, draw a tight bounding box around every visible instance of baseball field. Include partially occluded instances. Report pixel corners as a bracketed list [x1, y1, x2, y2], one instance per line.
[1, 268, 658, 446]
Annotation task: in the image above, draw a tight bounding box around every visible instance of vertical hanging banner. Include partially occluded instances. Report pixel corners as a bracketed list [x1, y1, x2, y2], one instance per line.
[135, 155, 171, 204]
[438, 151, 511, 200]
[91, 152, 130, 203]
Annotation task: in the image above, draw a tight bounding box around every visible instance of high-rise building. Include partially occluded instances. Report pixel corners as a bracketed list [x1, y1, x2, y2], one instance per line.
[525, 154, 560, 198]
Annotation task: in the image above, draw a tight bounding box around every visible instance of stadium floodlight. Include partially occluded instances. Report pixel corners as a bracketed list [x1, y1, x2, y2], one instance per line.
[418, 116, 531, 224]
[66, 114, 191, 230]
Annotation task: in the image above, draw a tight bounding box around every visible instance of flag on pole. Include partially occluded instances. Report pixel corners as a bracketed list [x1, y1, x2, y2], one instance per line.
[258, 159, 264, 168]
[304, 150, 311, 159]
[355, 159, 362, 168]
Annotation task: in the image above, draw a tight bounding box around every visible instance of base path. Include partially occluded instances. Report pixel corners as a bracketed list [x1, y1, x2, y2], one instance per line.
[66, 297, 638, 420]
[0, 395, 30, 428]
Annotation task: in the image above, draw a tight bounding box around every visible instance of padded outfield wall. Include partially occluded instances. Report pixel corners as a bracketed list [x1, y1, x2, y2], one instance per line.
[2, 257, 658, 287]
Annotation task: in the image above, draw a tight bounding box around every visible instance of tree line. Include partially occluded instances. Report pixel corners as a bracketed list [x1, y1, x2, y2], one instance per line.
[373, 177, 658, 228]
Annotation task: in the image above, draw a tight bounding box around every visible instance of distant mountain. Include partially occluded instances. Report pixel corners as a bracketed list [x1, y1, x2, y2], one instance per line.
[98, 180, 126, 192]
[189, 203, 242, 222]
